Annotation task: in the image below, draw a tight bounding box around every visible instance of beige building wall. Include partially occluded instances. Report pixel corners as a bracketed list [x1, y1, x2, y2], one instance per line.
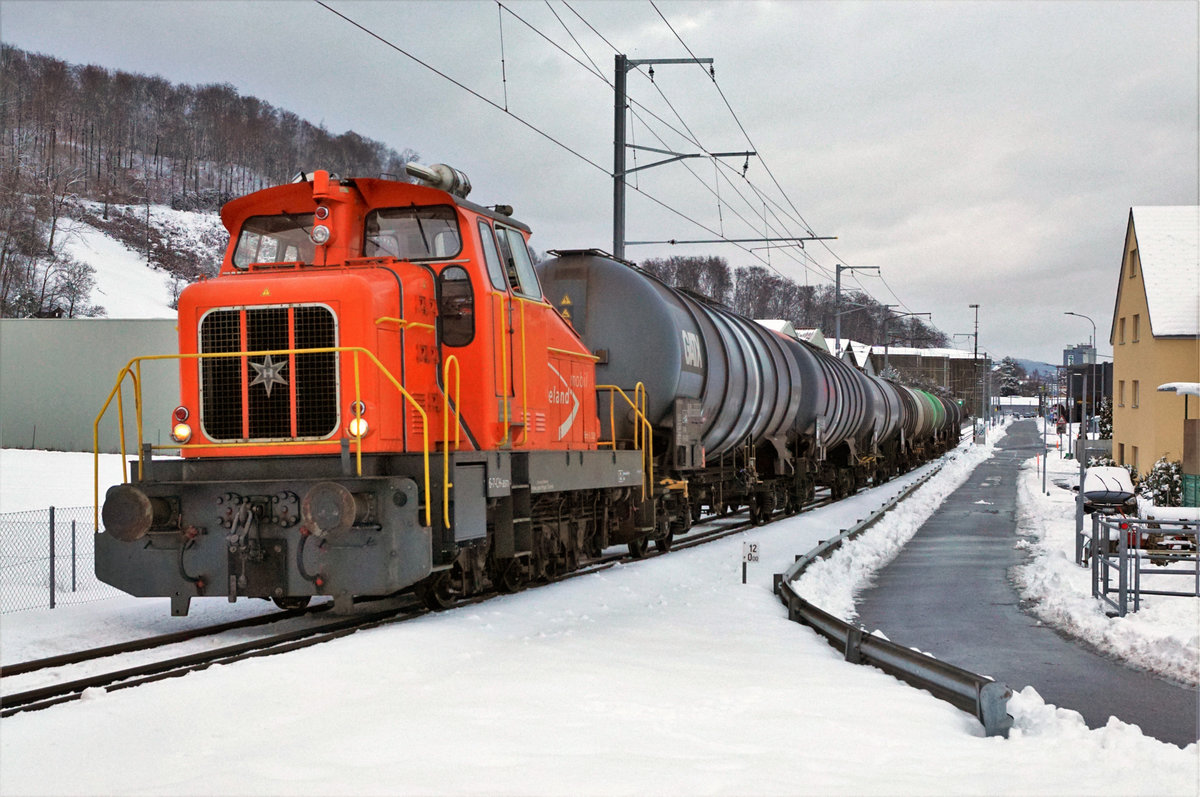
[1111, 226, 1200, 475]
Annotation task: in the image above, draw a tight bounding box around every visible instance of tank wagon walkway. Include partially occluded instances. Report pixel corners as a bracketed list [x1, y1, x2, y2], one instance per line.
[856, 420, 1198, 748]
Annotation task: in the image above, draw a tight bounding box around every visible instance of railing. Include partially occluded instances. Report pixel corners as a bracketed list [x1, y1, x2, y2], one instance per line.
[442, 355, 461, 529]
[597, 383, 654, 499]
[92, 346, 432, 528]
[773, 465, 1014, 737]
[1091, 514, 1200, 616]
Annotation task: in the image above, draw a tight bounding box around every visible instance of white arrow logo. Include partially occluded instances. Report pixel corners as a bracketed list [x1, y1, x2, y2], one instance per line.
[547, 362, 580, 440]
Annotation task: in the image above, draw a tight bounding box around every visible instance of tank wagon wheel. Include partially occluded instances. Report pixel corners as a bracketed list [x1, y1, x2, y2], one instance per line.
[414, 572, 456, 611]
[272, 596, 312, 611]
[627, 537, 650, 559]
[491, 557, 524, 594]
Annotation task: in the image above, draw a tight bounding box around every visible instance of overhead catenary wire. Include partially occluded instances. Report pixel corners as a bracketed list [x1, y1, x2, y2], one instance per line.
[319, 0, 914, 317]
[316, 0, 790, 269]
[649, 0, 923, 311]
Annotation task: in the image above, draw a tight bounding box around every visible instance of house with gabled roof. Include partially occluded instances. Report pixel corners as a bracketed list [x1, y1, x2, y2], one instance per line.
[1109, 206, 1199, 478]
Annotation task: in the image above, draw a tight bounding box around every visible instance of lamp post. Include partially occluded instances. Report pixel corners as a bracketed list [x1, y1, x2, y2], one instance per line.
[969, 304, 981, 440]
[1064, 311, 1097, 439]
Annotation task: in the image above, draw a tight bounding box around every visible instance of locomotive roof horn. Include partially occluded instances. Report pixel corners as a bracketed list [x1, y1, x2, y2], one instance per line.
[404, 162, 472, 199]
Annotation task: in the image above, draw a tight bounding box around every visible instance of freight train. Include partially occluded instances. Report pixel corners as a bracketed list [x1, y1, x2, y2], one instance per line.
[96, 164, 962, 616]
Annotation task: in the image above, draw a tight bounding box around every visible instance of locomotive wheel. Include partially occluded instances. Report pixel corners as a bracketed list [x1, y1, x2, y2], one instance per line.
[272, 596, 311, 612]
[415, 572, 456, 611]
[627, 537, 649, 559]
[653, 532, 674, 553]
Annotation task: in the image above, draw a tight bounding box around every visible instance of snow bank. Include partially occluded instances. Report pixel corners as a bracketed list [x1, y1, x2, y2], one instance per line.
[1013, 454, 1200, 686]
[792, 423, 1010, 621]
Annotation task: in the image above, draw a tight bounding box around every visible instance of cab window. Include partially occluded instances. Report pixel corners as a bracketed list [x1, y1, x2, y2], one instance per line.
[478, 221, 509, 291]
[365, 206, 462, 261]
[233, 214, 315, 268]
[438, 266, 474, 346]
[494, 225, 542, 299]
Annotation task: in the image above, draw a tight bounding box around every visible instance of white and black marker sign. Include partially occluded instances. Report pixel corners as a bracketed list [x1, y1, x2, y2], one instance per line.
[742, 541, 759, 583]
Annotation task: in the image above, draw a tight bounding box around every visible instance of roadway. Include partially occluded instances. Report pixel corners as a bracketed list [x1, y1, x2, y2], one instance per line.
[856, 420, 1198, 748]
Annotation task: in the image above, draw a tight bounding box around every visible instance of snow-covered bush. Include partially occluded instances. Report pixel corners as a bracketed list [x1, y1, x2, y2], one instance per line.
[1137, 458, 1182, 506]
[1096, 397, 1112, 439]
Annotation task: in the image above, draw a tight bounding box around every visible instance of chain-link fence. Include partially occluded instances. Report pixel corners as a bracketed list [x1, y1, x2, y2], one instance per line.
[0, 506, 123, 613]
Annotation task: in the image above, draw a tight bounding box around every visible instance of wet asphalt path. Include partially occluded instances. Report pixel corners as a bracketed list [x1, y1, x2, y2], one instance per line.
[856, 420, 1198, 748]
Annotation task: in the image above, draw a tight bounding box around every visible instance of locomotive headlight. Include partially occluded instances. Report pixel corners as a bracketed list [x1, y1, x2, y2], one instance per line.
[348, 401, 368, 438]
[310, 224, 331, 245]
[171, 422, 192, 443]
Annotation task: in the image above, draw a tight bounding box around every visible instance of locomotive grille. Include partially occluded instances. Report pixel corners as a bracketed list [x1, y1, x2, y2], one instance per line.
[199, 304, 339, 441]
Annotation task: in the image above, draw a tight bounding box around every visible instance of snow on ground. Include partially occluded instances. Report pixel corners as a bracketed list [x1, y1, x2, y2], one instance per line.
[0, 449, 130, 513]
[1, 435, 1196, 795]
[1013, 420, 1200, 686]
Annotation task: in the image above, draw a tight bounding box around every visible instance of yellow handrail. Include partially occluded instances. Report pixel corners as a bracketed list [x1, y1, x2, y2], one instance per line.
[518, 299, 529, 445]
[375, 316, 437, 334]
[93, 346, 432, 529]
[596, 383, 654, 499]
[442, 355, 461, 528]
[498, 297, 510, 446]
[547, 347, 600, 362]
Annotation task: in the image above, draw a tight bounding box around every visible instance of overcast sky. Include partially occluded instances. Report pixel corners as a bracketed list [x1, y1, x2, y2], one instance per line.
[2, 0, 1196, 362]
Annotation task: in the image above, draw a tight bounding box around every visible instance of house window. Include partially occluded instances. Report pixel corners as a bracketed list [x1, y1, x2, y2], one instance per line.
[1132, 314, 1140, 342]
[1132, 446, 1139, 472]
[1119, 317, 1126, 344]
[1118, 443, 1125, 465]
[1128, 248, 1137, 278]
[1118, 380, 1125, 406]
[1132, 380, 1140, 408]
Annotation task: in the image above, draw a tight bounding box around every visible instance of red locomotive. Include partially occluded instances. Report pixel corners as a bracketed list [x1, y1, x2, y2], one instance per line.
[99, 164, 645, 615]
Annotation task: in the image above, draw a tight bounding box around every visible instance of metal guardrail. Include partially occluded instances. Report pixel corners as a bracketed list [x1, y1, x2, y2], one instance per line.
[773, 465, 1014, 738]
[1091, 515, 1200, 616]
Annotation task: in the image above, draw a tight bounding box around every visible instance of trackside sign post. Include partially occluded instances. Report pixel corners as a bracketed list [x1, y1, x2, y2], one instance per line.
[743, 541, 759, 584]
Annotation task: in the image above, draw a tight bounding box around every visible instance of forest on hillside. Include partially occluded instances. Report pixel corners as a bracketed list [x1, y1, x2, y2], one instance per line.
[639, 255, 949, 350]
[0, 44, 419, 317]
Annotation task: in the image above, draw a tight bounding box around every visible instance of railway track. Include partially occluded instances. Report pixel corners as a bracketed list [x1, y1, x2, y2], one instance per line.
[0, 481, 873, 718]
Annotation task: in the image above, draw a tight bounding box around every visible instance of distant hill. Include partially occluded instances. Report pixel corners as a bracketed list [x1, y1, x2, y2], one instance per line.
[1015, 358, 1057, 377]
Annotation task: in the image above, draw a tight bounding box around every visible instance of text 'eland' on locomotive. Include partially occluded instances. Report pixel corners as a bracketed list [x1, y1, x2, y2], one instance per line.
[95, 163, 963, 616]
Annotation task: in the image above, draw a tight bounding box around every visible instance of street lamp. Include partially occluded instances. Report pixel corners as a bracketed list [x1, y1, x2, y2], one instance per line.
[969, 304, 981, 438]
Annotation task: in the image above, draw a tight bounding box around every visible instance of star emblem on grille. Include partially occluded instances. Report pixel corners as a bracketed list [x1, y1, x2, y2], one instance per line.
[249, 354, 288, 398]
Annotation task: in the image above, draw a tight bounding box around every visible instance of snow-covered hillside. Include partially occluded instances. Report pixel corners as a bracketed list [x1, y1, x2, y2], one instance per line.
[59, 202, 225, 318]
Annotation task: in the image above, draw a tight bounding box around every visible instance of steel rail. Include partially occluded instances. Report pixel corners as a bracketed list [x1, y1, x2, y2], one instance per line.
[0, 602, 424, 717]
[1, 604, 332, 678]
